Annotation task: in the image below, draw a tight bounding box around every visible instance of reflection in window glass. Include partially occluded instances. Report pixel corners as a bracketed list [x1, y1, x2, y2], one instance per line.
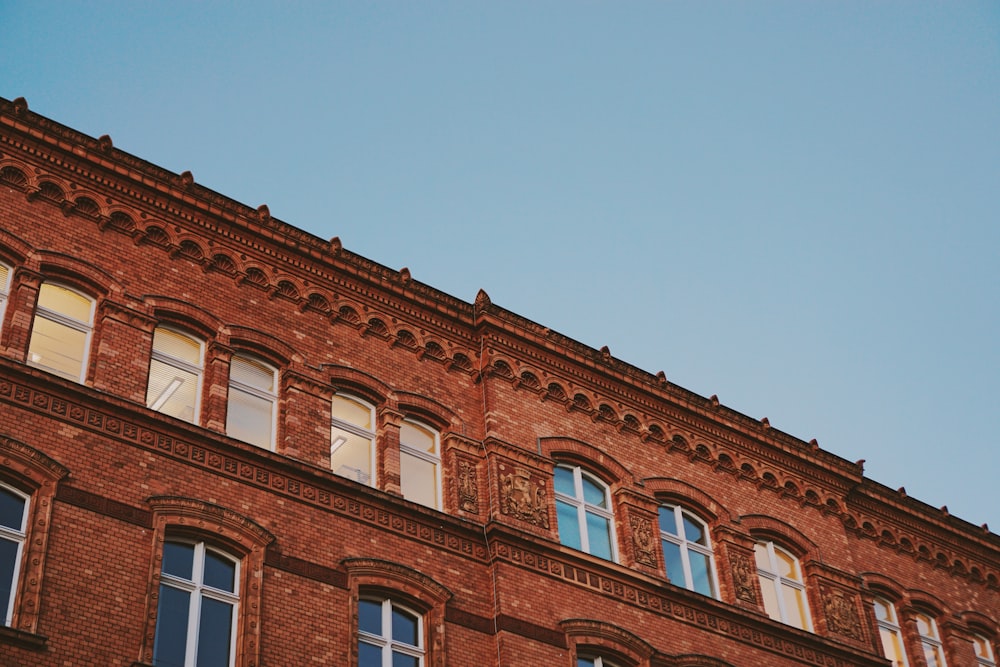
[873, 598, 908, 667]
[974, 634, 996, 667]
[226, 355, 277, 449]
[27, 283, 94, 382]
[0, 263, 10, 335]
[331, 395, 376, 485]
[152, 540, 238, 667]
[399, 420, 439, 509]
[915, 612, 947, 667]
[147, 328, 203, 423]
[754, 540, 811, 630]
[358, 598, 424, 667]
[553, 465, 616, 562]
[658, 504, 717, 597]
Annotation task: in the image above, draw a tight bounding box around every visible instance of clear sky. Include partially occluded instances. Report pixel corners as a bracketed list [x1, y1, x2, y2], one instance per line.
[2, 2, 998, 529]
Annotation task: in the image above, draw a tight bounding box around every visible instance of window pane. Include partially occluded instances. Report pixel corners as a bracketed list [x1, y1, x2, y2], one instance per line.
[578, 659, 596, 667]
[658, 506, 679, 536]
[556, 500, 581, 549]
[689, 551, 714, 597]
[400, 422, 435, 455]
[358, 642, 381, 667]
[775, 548, 797, 579]
[161, 542, 195, 580]
[196, 597, 234, 667]
[332, 395, 373, 430]
[682, 514, 706, 545]
[153, 328, 201, 365]
[1, 537, 19, 622]
[230, 356, 274, 391]
[923, 644, 944, 667]
[400, 450, 437, 508]
[147, 358, 199, 421]
[873, 598, 892, 622]
[663, 541, 685, 586]
[391, 607, 419, 646]
[781, 584, 808, 629]
[330, 429, 373, 483]
[226, 386, 273, 448]
[586, 512, 613, 560]
[37, 283, 91, 321]
[358, 599, 382, 635]
[759, 576, 781, 622]
[203, 551, 236, 593]
[28, 316, 87, 379]
[392, 653, 419, 667]
[0, 488, 26, 530]
[554, 466, 575, 496]
[581, 475, 607, 507]
[0, 264, 8, 288]
[754, 542, 771, 570]
[153, 584, 191, 667]
[879, 627, 906, 667]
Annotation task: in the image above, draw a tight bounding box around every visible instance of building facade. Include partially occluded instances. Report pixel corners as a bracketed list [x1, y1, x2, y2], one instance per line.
[0, 95, 997, 667]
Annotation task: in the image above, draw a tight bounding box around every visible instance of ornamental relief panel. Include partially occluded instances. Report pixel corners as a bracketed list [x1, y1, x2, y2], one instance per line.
[456, 456, 479, 513]
[629, 514, 657, 567]
[497, 461, 549, 528]
[820, 585, 865, 642]
[730, 552, 757, 604]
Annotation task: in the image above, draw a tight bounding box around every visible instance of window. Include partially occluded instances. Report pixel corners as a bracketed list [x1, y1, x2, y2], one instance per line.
[358, 597, 424, 667]
[0, 483, 28, 627]
[873, 598, 908, 667]
[974, 634, 996, 667]
[658, 504, 717, 597]
[0, 262, 10, 331]
[754, 540, 811, 630]
[914, 612, 947, 667]
[147, 327, 203, 423]
[226, 354, 277, 449]
[554, 464, 616, 561]
[399, 420, 440, 509]
[330, 394, 376, 485]
[153, 540, 239, 667]
[578, 658, 617, 667]
[27, 283, 94, 382]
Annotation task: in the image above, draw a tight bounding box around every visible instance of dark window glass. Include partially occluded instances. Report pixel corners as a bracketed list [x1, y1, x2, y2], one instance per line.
[392, 653, 419, 667]
[358, 642, 381, 667]
[391, 607, 419, 645]
[153, 584, 191, 667]
[196, 597, 234, 667]
[162, 542, 194, 580]
[0, 488, 25, 530]
[359, 599, 382, 634]
[203, 551, 236, 592]
[0, 538, 18, 623]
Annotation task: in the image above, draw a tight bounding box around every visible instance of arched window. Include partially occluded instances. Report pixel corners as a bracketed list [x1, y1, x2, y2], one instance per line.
[27, 282, 94, 382]
[147, 327, 204, 423]
[358, 597, 425, 667]
[400, 420, 440, 510]
[974, 634, 996, 667]
[658, 504, 717, 597]
[0, 482, 28, 627]
[554, 464, 616, 561]
[914, 611, 947, 667]
[754, 540, 811, 630]
[873, 597, 908, 667]
[0, 261, 10, 332]
[152, 539, 240, 667]
[578, 657, 618, 667]
[330, 394, 376, 485]
[226, 354, 277, 450]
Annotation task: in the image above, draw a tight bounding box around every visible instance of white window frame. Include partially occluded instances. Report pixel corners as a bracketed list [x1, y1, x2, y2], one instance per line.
[147, 327, 204, 424]
[358, 597, 425, 667]
[399, 419, 441, 510]
[755, 540, 812, 630]
[226, 353, 278, 450]
[554, 464, 618, 562]
[914, 611, 948, 667]
[974, 633, 996, 667]
[0, 482, 29, 627]
[873, 597, 909, 667]
[0, 261, 11, 333]
[578, 657, 617, 667]
[658, 504, 718, 598]
[330, 394, 377, 485]
[27, 282, 94, 383]
[153, 539, 240, 667]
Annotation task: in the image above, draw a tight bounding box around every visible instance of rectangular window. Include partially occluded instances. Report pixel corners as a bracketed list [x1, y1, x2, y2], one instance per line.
[147, 327, 203, 423]
[27, 283, 94, 382]
[399, 420, 440, 509]
[330, 394, 376, 485]
[226, 355, 277, 449]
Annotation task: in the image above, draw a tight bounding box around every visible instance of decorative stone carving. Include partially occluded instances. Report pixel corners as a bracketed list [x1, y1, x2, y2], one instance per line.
[457, 458, 478, 513]
[498, 463, 549, 528]
[730, 552, 757, 604]
[821, 585, 865, 641]
[630, 515, 657, 566]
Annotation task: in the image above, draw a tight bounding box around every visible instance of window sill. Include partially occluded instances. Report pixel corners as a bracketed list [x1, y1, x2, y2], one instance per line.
[0, 624, 48, 651]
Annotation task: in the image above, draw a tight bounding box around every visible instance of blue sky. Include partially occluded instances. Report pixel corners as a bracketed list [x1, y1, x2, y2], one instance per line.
[2, 2, 998, 528]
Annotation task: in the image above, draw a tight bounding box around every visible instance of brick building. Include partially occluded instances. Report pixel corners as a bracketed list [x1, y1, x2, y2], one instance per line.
[0, 95, 996, 667]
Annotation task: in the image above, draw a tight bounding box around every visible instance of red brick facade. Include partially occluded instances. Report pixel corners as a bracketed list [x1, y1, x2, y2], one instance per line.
[0, 95, 996, 667]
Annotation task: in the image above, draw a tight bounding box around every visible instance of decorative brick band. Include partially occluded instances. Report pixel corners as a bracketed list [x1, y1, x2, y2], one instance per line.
[55, 485, 152, 528]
